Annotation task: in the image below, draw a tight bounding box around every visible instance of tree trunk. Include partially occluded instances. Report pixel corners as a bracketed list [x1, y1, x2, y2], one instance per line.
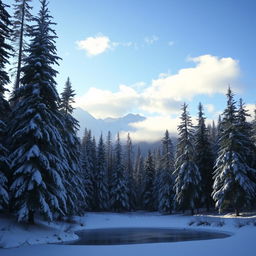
[235, 208, 240, 216]
[191, 209, 194, 215]
[14, 0, 26, 91]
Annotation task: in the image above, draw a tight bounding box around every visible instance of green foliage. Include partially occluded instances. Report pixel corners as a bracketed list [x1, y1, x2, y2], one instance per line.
[158, 130, 175, 214]
[9, 0, 67, 222]
[174, 104, 201, 213]
[212, 89, 256, 215]
[142, 151, 155, 211]
[194, 103, 214, 210]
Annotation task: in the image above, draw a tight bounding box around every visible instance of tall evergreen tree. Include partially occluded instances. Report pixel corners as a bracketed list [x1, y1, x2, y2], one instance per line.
[142, 151, 155, 211]
[11, 0, 33, 90]
[158, 130, 175, 214]
[237, 99, 256, 170]
[81, 129, 95, 210]
[80, 129, 92, 211]
[0, 0, 12, 209]
[110, 133, 130, 211]
[0, 0, 13, 91]
[174, 103, 201, 214]
[59, 77, 85, 216]
[152, 148, 161, 210]
[0, 118, 9, 209]
[194, 103, 214, 211]
[106, 131, 113, 192]
[124, 133, 135, 210]
[60, 77, 74, 114]
[252, 107, 256, 147]
[133, 145, 144, 209]
[96, 134, 109, 210]
[9, 0, 67, 223]
[208, 121, 218, 160]
[91, 136, 97, 208]
[212, 88, 256, 215]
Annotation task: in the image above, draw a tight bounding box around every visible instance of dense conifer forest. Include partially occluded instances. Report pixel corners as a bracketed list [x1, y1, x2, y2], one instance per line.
[0, 0, 256, 225]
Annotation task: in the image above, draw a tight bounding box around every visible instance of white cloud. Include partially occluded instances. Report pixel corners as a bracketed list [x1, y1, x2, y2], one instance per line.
[77, 35, 111, 56]
[111, 41, 134, 48]
[76, 35, 137, 56]
[75, 54, 241, 140]
[75, 85, 140, 118]
[76, 34, 164, 56]
[141, 55, 240, 114]
[120, 114, 201, 142]
[158, 70, 172, 78]
[129, 81, 147, 92]
[144, 35, 159, 45]
[245, 104, 255, 121]
[120, 115, 180, 142]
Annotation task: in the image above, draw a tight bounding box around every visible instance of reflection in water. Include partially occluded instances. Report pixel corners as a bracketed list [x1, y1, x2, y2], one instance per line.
[65, 228, 230, 245]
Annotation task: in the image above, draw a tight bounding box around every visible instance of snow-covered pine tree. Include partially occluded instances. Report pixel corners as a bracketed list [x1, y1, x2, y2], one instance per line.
[80, 129, 95, 210]
[0, 119, 9, 210]
[96, 134, 109, 211]
[152, 148, 161, 210]
[194, 103, 214, 211]
[158, 130, 175, 214]
[106, 131, 113, 191]
[110, 133, 130, 212]
[174, 103, 201, 215]
[217, 115, 222, 139]
[91, 136, 98, 208]
[208, 120, 218, 160]
[142, 151, 155, 211]
[252, 108, 256, 184]
[252, 107, 256, 147]
[59, 77, 85, 216]
[0, 0, 12, 209]
[124, 133, 136, 210]
[80, 129, 92, 211]
[11, 0, 33, 90]
[237, 99, 256, 170]
[0, 0, 13, 90]
[60, 77, 75, 114]
[133, 145, 144, 209]
[9, 0, 67, 223]
[212, 88, 256, 216]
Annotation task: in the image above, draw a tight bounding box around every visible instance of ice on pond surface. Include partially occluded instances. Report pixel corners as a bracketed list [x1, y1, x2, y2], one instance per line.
[65, 227, 230, 245]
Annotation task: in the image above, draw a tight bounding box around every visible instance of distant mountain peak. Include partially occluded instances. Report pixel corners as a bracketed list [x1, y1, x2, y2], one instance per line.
[104, 113, 145, 123]
[73, 108, 145, 139]
[123, 113, 144, 119]
[75, 107, 96, 120]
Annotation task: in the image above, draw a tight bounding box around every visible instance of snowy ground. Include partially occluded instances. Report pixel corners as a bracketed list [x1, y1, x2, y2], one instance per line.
[0, 212, 256, 256]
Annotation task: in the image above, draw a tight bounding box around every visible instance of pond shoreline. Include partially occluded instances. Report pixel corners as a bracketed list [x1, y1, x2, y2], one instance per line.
[63, 227, 231, 246]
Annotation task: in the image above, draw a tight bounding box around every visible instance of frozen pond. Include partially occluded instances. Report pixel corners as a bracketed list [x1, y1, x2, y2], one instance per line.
[66, 227, 230, 245]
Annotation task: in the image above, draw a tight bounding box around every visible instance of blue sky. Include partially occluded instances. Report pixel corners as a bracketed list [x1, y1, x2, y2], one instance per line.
[5, 0, 256, 140]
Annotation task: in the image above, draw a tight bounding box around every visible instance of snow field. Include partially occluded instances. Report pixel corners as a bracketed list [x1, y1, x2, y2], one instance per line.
[0, 212, 256, 256]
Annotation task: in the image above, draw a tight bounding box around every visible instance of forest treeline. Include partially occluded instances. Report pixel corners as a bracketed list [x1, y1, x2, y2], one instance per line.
[0, 0, 256, 224]
[80, 91, 256, 217]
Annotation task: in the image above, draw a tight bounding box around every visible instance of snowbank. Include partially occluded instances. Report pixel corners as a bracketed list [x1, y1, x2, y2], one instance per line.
[0, 214, 85, 248]
[0, 212, 256, 256]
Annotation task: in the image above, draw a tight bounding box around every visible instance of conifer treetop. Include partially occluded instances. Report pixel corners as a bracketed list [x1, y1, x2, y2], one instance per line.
[0, 0, 13, 95]
[60, 77, 75, 115]
[18, 0, 61, 108]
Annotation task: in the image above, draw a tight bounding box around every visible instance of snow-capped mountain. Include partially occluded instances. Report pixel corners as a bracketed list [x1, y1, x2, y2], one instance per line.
[73, 107, 146, 139]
